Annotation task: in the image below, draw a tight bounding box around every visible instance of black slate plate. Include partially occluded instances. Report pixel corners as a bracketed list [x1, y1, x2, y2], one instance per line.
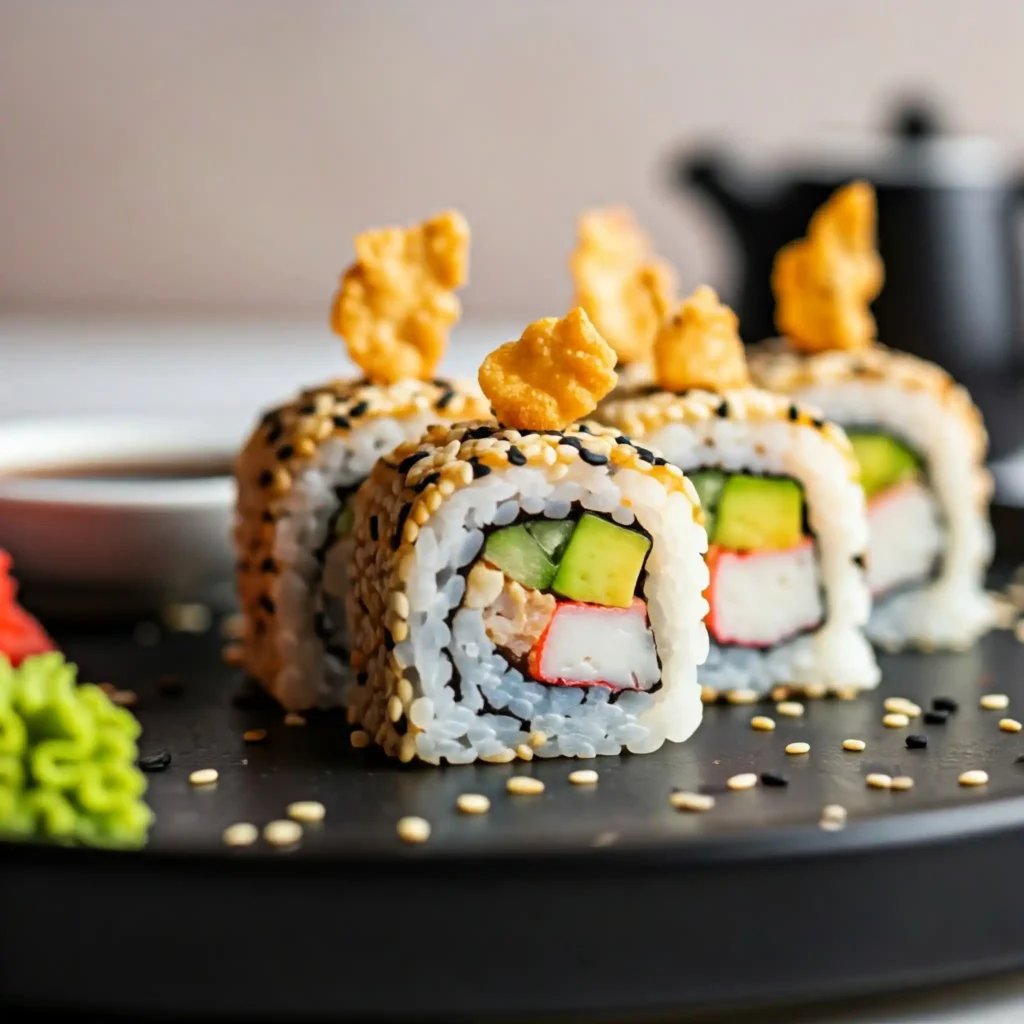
[4, 515, 1024, 1022]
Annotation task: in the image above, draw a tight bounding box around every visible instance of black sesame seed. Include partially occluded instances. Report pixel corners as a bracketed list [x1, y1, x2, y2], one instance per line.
[432, 377, 449, 388]
[138, 750, 172, 772]
[276, 444, 294, 461]
[469, 457, 492, 478]
[260, 409, 279, 426]
[333, 415, 351, 430]
[257, 469, 273, 487]
[384, 630, 395, 650]
[760, 771, 789, 787]
[906, 734, 928, 749]
[299, 402, 317, 415]
[933, 696, 959, 714]
[924, 709, 949, 725]
[260, 510, 275, 524]
[260, 557, 276, 573]
[811, 416, 825, 429]
[634, 446, 655, 464]
[576, 423, 593, 434]
[716, 400, 729, 418]
[465, 425, 494, 440]
[788, 404, 799, 422]
[391, 504, 411, 549]
[369, 515, 379, 541]
[1016, 754, 1024, 764]
[266, 424, 283, 445]
[435, 389, 456, 410]
[615, 435, 631, 446]
[414, 471, 440, 493]
[397, 450, 429, 474]
[349, 400, 370, 418]
[579, 448, 609, 466]
[652, 456, 668, 467]
[356, 672, 368, 687]
[559, 436, 584, 451]
[258, 594, 276, 614]
[853, 553, 867, 570]
[393, 712, 407, 735]
[507, 445, 527, 466]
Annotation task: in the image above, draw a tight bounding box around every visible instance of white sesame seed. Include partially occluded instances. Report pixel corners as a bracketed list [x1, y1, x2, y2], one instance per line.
[842, 738, 866, 752]
[287, 800, 326, 824]
[819, 817, 846, 831]
[569, 769, 599, 785]
[891, 776, 915, 791]
[866, 773, 892, 789]
[999, 718, 1022, 733]
[670, 791, 715, 812]
[884, 696, 912, 713]
[456, 793, 491, 815]
[785, 741, 810, 755]
[396, 816, 431, 843]
[725, 688, 759, 705]
[700, 685, 720, 704]
[284, 711, 307, 727]
[264, 819, 303, 847]
[882, 712, 910, 728]
[222, 822, 258, 847]
[189, 768, 218, 787]
[727, 772, 758, 790]
[750, 716, 776, 732]
[527, 731, 547, 749]
[515, 743, 535, 761]
[506, 776, 545, 796]
[775, 701, 805, 718]
[959, 769, 989, 787]
[981, 693, 1010, 711]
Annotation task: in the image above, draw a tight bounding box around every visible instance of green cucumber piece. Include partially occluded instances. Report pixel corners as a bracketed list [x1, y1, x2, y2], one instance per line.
[483, 525, 557, 590]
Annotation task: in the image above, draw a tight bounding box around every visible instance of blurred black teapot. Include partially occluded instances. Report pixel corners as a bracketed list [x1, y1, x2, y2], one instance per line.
[675, 101, 1024, 382]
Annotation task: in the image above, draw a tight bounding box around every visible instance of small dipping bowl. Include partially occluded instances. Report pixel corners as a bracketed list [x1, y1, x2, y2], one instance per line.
[0, 417, 242, 614]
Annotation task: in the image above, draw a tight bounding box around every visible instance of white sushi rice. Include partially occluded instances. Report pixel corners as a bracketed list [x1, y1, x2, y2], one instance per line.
[643, 412, 879, 694]
[332, 460, 710, 764]
[264, 413, 441, 709]
[793, 381, 995, 650]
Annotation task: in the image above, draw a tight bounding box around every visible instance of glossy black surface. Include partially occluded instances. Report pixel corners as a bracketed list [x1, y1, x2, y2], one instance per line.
[4, 536, 1024, 1020]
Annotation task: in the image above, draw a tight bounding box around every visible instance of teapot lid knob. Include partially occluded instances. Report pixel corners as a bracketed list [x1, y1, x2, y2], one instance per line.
[891, 99, 941, 141]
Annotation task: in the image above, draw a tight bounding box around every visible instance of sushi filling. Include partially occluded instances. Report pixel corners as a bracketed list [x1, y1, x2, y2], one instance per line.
[691, 470, 823, 648]
[846, 430, 942, 598]
[464, 510, 659, 692]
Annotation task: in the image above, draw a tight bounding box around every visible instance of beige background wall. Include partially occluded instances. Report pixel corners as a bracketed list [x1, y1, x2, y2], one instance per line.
[1, 0, 1022, 319]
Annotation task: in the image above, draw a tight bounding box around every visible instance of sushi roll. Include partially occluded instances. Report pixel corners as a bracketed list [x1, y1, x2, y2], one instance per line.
[749, 182, 994, 651]
[569, 207, 676, 390]
[345, 308, 710, 764]
[598, 285, 879, 696]
[234, 211, 490, 710]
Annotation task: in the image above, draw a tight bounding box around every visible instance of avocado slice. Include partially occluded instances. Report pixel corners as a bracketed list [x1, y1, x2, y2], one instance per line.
[847, 431, 921, 498]
[526, 519, 576, 562]
[483, 525, 557, 590]
[552, 513, 651, 608]
[714, 475, 804, 551]
[688, 469, 727, 540]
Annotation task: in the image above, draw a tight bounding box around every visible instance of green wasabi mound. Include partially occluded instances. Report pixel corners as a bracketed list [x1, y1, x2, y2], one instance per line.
[0, 653, 152, 848]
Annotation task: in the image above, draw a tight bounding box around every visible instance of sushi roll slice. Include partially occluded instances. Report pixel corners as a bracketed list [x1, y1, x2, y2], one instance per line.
[598, 285, 879, 697]
[345, 308, 709, 763]
[749, 182, 994, 651]
[234, 211, 490, 710]
[569, 207, 676, 390]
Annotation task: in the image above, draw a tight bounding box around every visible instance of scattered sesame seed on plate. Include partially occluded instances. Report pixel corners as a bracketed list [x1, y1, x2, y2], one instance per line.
[906, 734, 928, 749]
[760, 771, 789, 787]
[350, 729, 370, 748]
[700, 685, 719, 704]
[981, 693, 1010, 711]
[891, 776, 915, 791]
[775, 701, 805, 718]
[959, 769, 989, 787]
[189, 768, 219, 787]
[866, 773, 893, 790]
[932, 696, 959, 713]
[397, 816, 431, 843]
[1000, 718, 1023, 733]
[822, 803, 848, 822]
[883, 712, 910, 728]
[287, 800, 326, 823]
[284, 712, 307, 726]
[222, 822, 258, 847]
[785, 741, 810, 755]
[507, 776, 545, 796]
[750, 715, 776, 732]
[670, 791, 715, 812]
[515, 743, 535, 761]
[243, 728, 267, 743]
[569, 769, 599, 785]
[264, 819, 303, 847]
[842, 738, 866, 752]
[110, 689, 138, 708]
[527, 730, 547, 749]
[456, 793, 491, 815]
[725, 689, 759, 705]
[727, 772, 759, 790]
